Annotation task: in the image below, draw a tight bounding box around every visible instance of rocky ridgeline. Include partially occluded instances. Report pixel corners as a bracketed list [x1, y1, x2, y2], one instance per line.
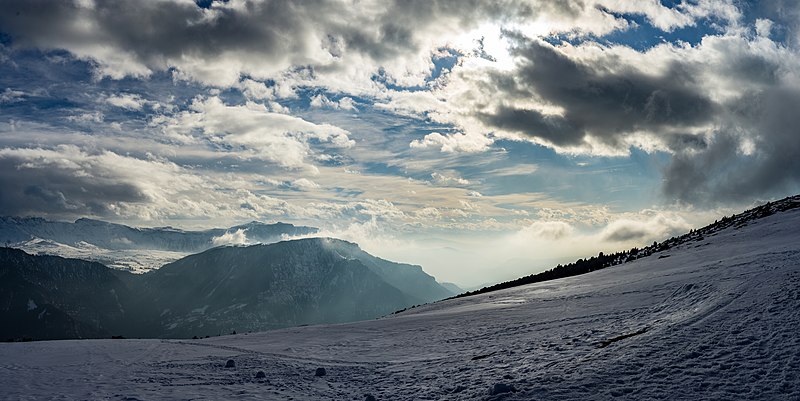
[0, 217, 318, 253]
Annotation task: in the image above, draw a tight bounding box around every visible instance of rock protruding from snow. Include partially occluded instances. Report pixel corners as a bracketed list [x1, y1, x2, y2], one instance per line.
[488, 383, 516, 395]
[255, 371, 266, 379]
[314, 367, 326, 377]
[364, 395, 377, 401]
[225, 359, 235, 368]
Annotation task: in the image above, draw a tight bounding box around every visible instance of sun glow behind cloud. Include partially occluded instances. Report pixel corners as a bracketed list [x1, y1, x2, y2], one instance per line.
[453, 23, 517, 70]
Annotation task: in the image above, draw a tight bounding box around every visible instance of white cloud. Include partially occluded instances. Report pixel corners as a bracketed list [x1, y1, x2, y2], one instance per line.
[0, 88, 25, 103]
[161, 96, 353, 169]
[211, 229, 250, 246]
[337, 97, 358, 111]
[291, 178, 321, 190]
[67, 111, 104, 123]
[237, 79, 276, 100]
[3, 0, 735, 94]
[755, 18, 773, 38]
[310, 94, 358, 111]
[0, 145, 309, 223]
[401, 21, 800, 167]
[600, 211, 694, 243]
[375, 91, 445, 118]
[515, 220, 575, 241]
[431, 171, 470, 186]
[600, 0, 694, 32]
[410, 132, 492, 153]
[414, 207, 442, 220]
[106, 93, 146, 110]
[303, 199, 407, 222]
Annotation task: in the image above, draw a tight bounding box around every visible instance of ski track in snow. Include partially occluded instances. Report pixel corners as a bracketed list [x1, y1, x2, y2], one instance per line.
[1, 210, 800, 400]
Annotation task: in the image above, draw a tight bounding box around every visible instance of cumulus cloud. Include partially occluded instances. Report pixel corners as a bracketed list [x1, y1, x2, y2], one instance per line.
[160, 96, 353, 169]
[516, 220, 574, 240]
[105, 93, 146, 110]
[290, 178, 321, 190]
[310, 94, 358, 111]
[303, 199, 407, 222]
[0, 145, 306, 222]
[0, 0, 738, 91]
[67, 111, 104, 123]
[237, 78, 278, 100]
[0, 0, 521, 87]
[0, 0, 798, 242]
[436, 36, 718, 154]
[601, 212, 693, 243]
[414, 21, 800, 203]
[0, 145, 184, 218]
[410, 132, 492, 153]
[211, 229, 250, 246]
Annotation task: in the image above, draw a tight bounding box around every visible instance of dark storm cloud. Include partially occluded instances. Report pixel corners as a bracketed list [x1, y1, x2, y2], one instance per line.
[1, 0, 320, 64]
[663, 88, 800, 204]
[0, 0, 540, 82]
[600, 214, 692, 243]
[478, 36, 716, 148]
[467, 28, 800, 204]
[481, 106, 584, 146]
[602, 225, 651, 242]
[0, 153, 148, 218]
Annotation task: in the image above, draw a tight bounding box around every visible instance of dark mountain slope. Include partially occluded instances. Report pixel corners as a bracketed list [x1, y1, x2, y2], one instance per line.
[141, 238, 421, 337]
[306, 238, 453, 303]
[0, 238, 453, 340]
[0, 248, 157, 340]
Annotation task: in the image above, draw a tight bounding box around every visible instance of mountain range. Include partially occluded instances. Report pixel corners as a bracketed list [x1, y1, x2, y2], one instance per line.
[0, 238, 455, 341]
[0, 217, 318, 272]
[7, 196, 796, 343]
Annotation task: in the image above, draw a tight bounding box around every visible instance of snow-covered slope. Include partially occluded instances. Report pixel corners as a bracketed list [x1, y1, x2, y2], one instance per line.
[1, 204, 799, 400]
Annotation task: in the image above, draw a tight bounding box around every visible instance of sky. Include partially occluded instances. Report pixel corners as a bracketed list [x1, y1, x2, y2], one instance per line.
[1, 0, 799, 287]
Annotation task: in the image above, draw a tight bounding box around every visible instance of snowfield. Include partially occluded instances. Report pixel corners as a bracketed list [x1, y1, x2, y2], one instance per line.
[12, 237, 190, 273]
[2, 208, 799, 400]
